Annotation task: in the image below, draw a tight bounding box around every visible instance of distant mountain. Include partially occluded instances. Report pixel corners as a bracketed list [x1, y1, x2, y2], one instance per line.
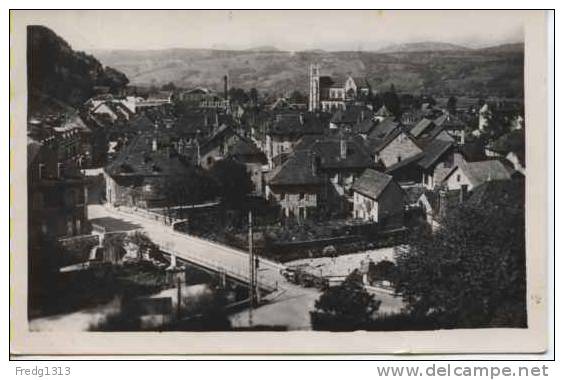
[27, 25, 129, 116]
[94, 42, 524, 98]
[377, 41, 469, 53]
[244, 46, 282, 52]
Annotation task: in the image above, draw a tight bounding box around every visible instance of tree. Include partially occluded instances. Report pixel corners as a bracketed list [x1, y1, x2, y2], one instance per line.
[447, 96, 458, 114]
[382, 84, 401, 116]
[209, 159, 253, 207]
[249, 88, 259, 104]
[369, 260, 398, 285]
[395, 184, 526, 328]
[310, 274, 381, 331]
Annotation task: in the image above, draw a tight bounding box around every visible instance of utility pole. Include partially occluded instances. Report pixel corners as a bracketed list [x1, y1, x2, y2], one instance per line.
[248, 210, 254, 327]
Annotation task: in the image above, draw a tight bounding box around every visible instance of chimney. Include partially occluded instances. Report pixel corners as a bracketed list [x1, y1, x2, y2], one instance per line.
[152, 137, 158, 152]
[460, 129, 466, 145]
[310, 152, 317, 176]
[299, 113, 304, 125]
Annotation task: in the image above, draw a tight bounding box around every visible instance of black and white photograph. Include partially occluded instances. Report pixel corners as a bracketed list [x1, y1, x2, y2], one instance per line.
[9, 9, 550, 355]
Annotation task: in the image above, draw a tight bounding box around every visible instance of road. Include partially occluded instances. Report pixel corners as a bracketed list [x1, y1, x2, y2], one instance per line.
[88, 204, 404, 330]
[88, 204, 288, 291]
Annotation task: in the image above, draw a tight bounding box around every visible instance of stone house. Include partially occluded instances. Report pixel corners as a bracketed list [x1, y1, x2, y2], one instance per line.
[351, 169, 405, 228]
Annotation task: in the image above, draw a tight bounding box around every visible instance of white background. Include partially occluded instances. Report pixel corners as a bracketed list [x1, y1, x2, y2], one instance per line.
[2, 0, 557, 376]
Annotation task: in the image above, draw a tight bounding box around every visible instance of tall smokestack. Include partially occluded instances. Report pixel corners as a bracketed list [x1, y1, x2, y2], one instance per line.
[223, 74, 229, 100]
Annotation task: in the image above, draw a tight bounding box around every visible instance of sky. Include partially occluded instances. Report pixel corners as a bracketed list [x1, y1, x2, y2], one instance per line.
[15, 10, 527, 52]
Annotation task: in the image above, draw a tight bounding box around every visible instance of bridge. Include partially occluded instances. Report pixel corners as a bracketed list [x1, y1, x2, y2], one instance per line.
[88, 204, 287, 293]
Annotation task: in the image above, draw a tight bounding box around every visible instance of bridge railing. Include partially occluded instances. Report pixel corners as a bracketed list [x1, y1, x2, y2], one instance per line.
[160, 246, 279, 293]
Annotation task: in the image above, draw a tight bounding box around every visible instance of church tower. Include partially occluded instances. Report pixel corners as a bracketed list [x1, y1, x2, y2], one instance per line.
[308, 64, 320, 112]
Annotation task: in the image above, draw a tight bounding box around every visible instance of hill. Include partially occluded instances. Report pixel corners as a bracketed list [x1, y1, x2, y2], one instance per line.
[27, 25, 129, 116]
[93, 43, 524, 99]
[376, 41, 469, 53]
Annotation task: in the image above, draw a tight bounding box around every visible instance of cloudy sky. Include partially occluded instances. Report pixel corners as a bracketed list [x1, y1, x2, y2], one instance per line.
[15, 10, 527, 52]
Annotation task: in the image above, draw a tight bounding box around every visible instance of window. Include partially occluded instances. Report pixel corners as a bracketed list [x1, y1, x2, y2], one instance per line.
[456, 174, 461, 182]
[280, 192, 286, 200]
[397, 155, 402, 163]
[299, 192, 305, 200]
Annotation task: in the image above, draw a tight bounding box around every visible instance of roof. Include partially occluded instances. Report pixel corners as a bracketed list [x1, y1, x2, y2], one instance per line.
[417, 139, 455, 170]
[351, 169, 393, 200]
[367, 118, 399, 140]
[410, 118, 434, 138]
[331, 107, 372, 125]
[444, 159, 512, 187]
[385, 152, 426, 173]
[267, 150, 323, 186]
[105, 132, 195, 178]
[308, 138, 373, 170]
[227, 138, 267, 164]
[268, 112, 323, 136]
[374, 105, 393, 117]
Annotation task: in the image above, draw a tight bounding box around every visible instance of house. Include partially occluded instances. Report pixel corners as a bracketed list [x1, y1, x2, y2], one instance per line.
[373, 105, 394, 122]
[329, 106, 372, 130]
[266, 150, 324, 220]
[417, 139, 457, 189]
[265, 111, 323, 168]
[302, 136, 374, 215]
[366, 129, 423, 169]
[351, 169, 405, 228]
[199, 125, 247, 169]
[440, 158, 513, 191]
[104, 132, 199, 208]
[416, 188, 467, 230]
[225, 137, 268, 196]
[28, 138, 89, 242]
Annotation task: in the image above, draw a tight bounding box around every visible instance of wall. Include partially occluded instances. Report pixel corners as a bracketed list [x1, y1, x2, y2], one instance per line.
[353, 191, 379, 222]
[377, 133, 422, 168]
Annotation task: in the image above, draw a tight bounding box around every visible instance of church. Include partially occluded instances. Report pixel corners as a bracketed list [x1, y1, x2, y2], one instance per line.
[308, 63, 373, 112]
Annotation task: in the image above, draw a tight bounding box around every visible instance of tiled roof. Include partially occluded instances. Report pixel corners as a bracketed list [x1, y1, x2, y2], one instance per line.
[443, 159, 512, 188]
[367, 118, 399, 140]
[267, 149, 323, 186]
[410, 118, 434, 138]
[417, 139, 455, 170]
[351, 168, 393, 200]
[105, 132, 194, 178]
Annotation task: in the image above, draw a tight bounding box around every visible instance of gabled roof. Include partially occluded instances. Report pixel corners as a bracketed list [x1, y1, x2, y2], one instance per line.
[267, 150, 323, 186]
[105, 132, 194, 178]
[308, 138, 372, 170]
[417, 139, 455, 170]
[227, 137, 267, 164]
[374, 105, 393, 117]
[385, 152, 426, 173]
[410, 118, 434, 138]
[351, 169, 393, 200]
[443, 159, 512, 188]
[367, 118, 399, 140]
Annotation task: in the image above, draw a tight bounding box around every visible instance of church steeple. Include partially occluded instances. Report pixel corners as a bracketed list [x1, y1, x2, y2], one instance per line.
[308, 63, 320, 112]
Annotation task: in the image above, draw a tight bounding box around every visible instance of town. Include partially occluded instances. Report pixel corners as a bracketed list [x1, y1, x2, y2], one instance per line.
[26, 25, 526, 332]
